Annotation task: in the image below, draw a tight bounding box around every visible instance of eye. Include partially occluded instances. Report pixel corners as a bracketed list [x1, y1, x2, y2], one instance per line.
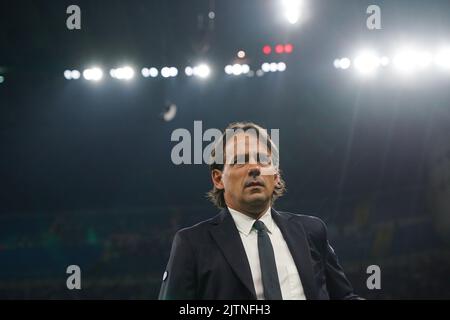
[235, 154, 248, 167]
[258, 154, 271, 165]
[229, 154, 247, 167]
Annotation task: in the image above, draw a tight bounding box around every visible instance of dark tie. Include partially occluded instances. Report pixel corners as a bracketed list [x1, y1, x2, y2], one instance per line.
[253, 220, 283, 300]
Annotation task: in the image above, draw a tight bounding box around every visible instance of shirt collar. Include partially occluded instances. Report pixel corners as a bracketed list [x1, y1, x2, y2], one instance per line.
[228, 206, 273, 236]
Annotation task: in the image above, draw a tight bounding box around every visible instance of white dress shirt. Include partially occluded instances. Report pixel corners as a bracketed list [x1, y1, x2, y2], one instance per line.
[228, 206, 306, 300]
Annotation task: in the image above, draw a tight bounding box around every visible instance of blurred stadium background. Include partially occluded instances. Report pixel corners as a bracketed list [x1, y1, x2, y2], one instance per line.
[1, 0, 450, 299]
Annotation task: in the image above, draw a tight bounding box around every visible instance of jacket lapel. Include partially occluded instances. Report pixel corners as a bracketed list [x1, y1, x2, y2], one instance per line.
[209, 209, 257, 299]
[272, 209, 319, 300]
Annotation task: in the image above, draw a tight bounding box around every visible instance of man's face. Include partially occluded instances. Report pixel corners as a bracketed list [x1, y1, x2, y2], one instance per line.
[212, 132, 279, 212]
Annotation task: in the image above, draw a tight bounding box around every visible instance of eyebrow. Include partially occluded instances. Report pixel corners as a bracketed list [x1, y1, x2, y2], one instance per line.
[228, 152, 272, 164]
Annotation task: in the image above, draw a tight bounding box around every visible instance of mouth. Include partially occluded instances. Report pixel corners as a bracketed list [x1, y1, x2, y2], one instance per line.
[245, 181, 265, 188]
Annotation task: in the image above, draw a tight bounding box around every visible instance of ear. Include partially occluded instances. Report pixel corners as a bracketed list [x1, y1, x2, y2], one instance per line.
[274, 170, 280, 185]
[211, 169, 225, 190]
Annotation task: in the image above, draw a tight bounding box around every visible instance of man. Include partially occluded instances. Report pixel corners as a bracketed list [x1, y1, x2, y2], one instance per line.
[159, 122, 360, 300]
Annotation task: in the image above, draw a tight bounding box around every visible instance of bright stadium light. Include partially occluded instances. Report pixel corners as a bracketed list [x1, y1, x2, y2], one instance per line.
[119, 66, 135, 80]
[333, 57, 363, 71]
[261, 63, 271, 73]
[232, 64, 243, 76]
[141, 68, 150, 78]
[71, 70, 80, 79]
[339, 58, 351, 70]
[91, 68, 103, 81]
[416, 51, 433, 69]
[149, 67, 158, 77]
[160, 67, 177, 78]
[269, 62, 278, 72]
[277, 62, 287, 72]
[111, 66, 135, 80]
[435, 47, 450, 70]
[281, 0, 302, 24]
[354, 51, 380, 75]
[185, 66, 193, 76]
[380, 56, 390, 67]
[193, 64, 211, 78]
[64, 70, 72, 80]
[224, 65, 233, 75]
[237, 50, 246, 59]
[161, 67, 171, 78]
[285, 11, 300, 24]
[83, 67, 103, 81]
[169, 67, 178, 77]
[393, 48, 419, 74]
[333, 59, 341, 69]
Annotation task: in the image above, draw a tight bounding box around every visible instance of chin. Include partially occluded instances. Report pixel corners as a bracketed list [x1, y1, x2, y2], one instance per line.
[245, 194, 270, 205]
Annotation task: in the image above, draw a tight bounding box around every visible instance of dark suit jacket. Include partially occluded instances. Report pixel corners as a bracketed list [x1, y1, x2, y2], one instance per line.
[159, 208, 360, 300]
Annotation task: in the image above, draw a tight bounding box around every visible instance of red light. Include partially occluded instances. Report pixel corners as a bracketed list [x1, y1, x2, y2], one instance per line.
[262, 45, 272, 55]
[284, 43, 294, 54]
[275, 44, 284, 54]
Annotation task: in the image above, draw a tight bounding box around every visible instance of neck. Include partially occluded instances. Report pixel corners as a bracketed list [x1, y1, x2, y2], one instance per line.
[228, 203, 270, 220]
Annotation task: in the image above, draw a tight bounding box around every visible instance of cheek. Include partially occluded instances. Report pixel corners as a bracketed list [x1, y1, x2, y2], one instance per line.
[265, 177, 277, 190]
[221, 170, 235, 188]
[223, 169, 244, 188]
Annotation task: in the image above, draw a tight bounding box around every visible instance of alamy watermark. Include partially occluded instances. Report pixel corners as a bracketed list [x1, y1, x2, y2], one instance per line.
[66, 265, 81, 290]
[366, 264, 381, 290]
[366, 5, 381, 30]
[66, 5, 81, 30]
[170, 121, 280, 175]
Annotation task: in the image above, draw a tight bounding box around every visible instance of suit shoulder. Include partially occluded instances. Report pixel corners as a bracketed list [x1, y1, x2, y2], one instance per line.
[173, 213, 220, 239]
[277, 211, 327, 234]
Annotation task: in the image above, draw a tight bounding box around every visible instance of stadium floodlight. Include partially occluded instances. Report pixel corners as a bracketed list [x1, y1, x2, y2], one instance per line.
[380, 56, 390, 67]
[83, 67, 103, 81]
[393, 48, 419, 74]
[416, 51, 433, 69]
[161, 67, 171, 78]
[141, 68, 150, 77]
[185, 66, 194, 76]
[64, 70, 72, 80]
[149, 67, 159, 77]
[224, 65, 233, 75]
[435, 47, 450, 70]
[269, 62, 278, 72]
[71, 70, 81, 79]
[241, 64, 250, 74]
[282, 0, 302, 24]
[232, 64, 243, 76]
[169, 67, 178, 77]
[261, 63, 271, 73]
[193, 64, 211, 78]
[112, 66, 135, 80]
[354, 51, 380, 75]
[277, 62, 287, 72]
[339, 58, 351, 70]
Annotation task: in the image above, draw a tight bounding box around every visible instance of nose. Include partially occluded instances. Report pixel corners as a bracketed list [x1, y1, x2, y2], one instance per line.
[248, 166, 261, 178]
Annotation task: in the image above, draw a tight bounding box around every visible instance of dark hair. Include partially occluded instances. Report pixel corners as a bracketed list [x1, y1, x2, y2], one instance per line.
[206, 121, 286, 208]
